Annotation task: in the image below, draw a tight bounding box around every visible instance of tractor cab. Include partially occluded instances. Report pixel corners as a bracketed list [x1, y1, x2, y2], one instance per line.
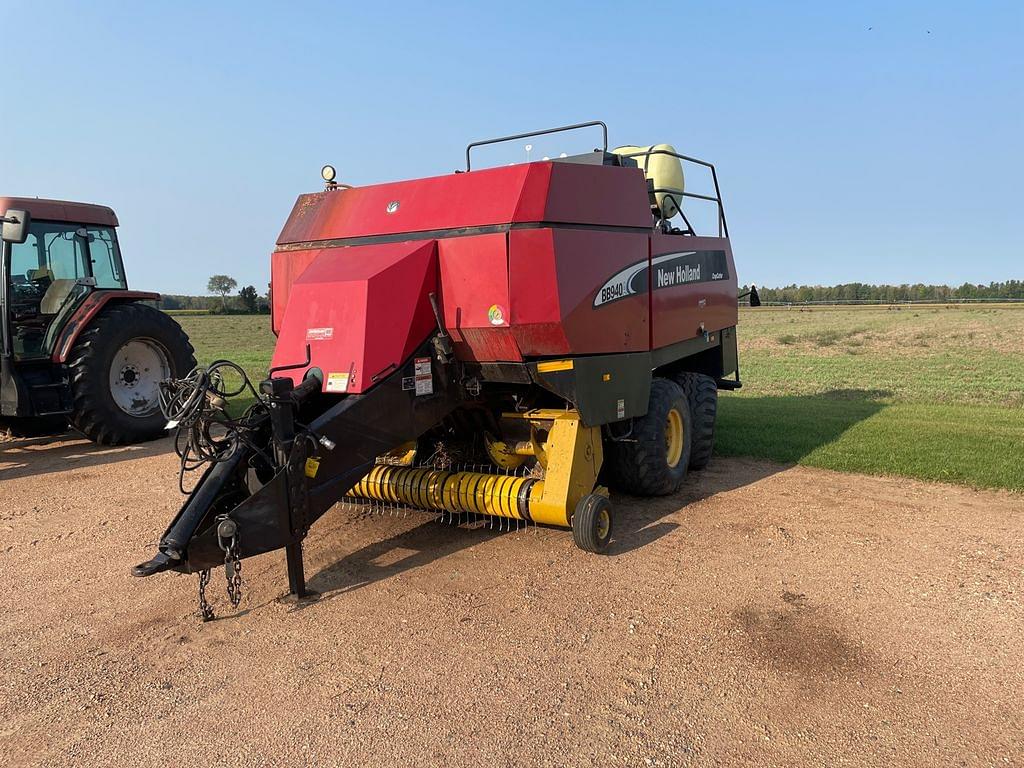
[2, 199, 126, 360]
[1, 197, 195, 442]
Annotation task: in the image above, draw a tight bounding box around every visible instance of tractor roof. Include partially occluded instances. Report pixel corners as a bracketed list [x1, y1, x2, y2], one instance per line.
[0, 196, 118, 227]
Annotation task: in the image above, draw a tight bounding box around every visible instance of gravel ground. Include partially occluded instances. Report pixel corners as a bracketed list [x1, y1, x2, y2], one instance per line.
[1, 435, 1021, 767]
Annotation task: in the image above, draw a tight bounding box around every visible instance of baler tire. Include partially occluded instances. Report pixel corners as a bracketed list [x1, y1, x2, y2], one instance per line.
[68, 303, 196, 446]
[607, 377, 692, 496]
[675, 372, 718, 470]
[572, 493, 614, 553]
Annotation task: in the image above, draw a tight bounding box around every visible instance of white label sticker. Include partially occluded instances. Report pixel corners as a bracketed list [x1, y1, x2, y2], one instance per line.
[616, 398, 625, 419]
[413, 357, 433, 396]
[326, 372, 350, 393]
[306, 327, 334, 341]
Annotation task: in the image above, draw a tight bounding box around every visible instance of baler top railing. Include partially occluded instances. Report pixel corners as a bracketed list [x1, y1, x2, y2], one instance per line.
[465, 120, 608, 171]
[615, 147, 730, 238]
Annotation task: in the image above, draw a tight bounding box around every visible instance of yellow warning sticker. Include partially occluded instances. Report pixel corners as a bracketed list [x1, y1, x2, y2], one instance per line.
[304, 457, 321, 478]
[326, 372, 350, 393]
[537, 359, 574, 373]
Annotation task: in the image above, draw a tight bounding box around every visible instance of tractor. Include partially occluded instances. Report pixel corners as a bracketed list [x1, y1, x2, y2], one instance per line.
[132, 121, 742, 618]
[0, 198, 195, 444]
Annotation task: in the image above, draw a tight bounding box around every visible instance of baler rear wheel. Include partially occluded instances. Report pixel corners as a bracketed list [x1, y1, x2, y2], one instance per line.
[68, 303, 196, 445]
[572, 493, 614, 553]
[606, 377, 692, 496]
[675, 372, 718, 470]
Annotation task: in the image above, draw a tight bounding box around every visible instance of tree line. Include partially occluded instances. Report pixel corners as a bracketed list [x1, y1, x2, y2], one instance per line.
[159, 275, 270, 314]
[742, 280, 1024, 304]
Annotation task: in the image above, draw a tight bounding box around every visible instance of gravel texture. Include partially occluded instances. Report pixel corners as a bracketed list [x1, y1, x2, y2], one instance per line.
[1, 435, 1021, 767]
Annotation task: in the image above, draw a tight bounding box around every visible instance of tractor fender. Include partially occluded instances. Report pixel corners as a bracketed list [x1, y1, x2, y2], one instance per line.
[51, 290, 161, 363]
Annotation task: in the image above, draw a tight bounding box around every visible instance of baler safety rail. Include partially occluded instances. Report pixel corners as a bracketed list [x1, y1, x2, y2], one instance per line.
[614, 146, 730, 238]
[465, 120, 609, 171]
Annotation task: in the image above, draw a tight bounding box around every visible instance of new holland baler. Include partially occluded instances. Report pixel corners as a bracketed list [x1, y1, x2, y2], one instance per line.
[133, 122, 741, 617]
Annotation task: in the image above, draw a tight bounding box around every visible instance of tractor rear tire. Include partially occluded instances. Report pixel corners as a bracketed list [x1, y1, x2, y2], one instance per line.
[675, 372, 718, 470]
[572, 493, 614, 553]
[67, 303, 196, 445]
[606, 377, 692, 496]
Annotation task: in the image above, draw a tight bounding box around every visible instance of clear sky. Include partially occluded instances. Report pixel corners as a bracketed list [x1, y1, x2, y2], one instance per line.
[3, 1, 1021, 295]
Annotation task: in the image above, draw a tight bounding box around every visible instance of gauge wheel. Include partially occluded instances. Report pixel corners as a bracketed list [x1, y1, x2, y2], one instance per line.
[572, 493, 614, 553]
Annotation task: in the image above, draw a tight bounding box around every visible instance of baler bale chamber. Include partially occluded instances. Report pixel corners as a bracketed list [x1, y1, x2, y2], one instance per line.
[133, 121, 742, 614]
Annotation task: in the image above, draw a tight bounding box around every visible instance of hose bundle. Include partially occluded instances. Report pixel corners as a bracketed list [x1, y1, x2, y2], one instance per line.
[158, 360, 270, 493]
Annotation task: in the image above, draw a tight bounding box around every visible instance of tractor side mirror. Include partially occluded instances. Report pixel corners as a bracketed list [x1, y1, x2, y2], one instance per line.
[1, 209, 31, 244]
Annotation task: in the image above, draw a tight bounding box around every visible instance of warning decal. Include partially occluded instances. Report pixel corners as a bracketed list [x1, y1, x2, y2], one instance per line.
[326, 372, 350, 393]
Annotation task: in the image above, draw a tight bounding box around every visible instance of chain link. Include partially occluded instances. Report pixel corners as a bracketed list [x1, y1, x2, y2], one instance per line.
[225, 536, 242, 608]
[198, 569, 214, 621]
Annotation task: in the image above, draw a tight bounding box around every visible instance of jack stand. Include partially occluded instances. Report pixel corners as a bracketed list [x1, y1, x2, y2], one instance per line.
[285, 540, 307, 598]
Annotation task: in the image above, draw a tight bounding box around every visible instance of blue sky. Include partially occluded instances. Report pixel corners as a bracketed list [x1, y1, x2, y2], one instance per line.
[3, 1, 1021, 294]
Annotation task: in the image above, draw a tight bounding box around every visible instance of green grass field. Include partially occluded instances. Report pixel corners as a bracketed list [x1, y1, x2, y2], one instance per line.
[175, 305, 1024, 492]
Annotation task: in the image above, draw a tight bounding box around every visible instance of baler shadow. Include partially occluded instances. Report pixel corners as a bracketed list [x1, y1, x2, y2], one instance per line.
[306, 518, 490, 598]
[714, 388, 890, 464]
[0, 434, 174, 482]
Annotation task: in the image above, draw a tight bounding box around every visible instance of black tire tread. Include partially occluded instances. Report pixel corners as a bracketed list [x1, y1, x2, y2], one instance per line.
[572, 493, 613, 553]
[675, 372, 718, 470]
[607, 377, 691, 496]
[68, 303, 195, 445]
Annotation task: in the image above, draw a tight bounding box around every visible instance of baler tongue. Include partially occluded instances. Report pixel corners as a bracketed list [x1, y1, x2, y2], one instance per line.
[132, 238, 466, 615]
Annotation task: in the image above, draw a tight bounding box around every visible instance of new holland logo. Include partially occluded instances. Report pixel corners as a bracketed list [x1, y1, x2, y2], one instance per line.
[593, 250, 729, 308]
[386, 200, 400, 214]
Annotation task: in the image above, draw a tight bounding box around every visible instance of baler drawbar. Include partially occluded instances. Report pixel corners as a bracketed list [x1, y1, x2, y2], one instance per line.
[132, 121, 742, 618]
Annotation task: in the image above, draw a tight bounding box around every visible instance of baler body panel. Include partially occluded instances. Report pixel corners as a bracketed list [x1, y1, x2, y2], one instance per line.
[276, 162, 650, 246]
[509, 228, 650, 357]
[649, 234, 739, 349]
[270, 240, 438, 393]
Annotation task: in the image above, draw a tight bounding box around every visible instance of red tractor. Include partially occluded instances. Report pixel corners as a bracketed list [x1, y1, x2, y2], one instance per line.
[133, 122, 742, 616]
[0, 199, 195, 443]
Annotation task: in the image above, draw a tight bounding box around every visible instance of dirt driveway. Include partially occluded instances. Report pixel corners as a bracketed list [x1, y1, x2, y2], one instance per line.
[1, 436, 1021, 767]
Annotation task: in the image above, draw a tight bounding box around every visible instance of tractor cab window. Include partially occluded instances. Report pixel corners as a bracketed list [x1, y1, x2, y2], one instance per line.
[6, 221, 92, 359]
[86, 226, 127, 289]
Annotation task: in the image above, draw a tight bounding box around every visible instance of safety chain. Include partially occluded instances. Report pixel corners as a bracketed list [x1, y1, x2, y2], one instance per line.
[225, 535, 243, 608]
[196, 516, 244, 621]
[198, 569, 214, 621]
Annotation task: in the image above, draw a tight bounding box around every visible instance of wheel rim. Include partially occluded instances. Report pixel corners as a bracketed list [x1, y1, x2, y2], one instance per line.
[108, 338, 171, 417]
[596, 507, 611, 540]
[665, 407, 684, 468]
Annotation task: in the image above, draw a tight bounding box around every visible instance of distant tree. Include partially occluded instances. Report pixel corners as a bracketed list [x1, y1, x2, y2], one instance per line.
[238, 285, 259, 313]
[207, 275, 238, 311]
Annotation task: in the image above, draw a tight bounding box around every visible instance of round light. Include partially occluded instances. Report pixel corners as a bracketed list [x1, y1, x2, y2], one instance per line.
[321, 164, 337, 183]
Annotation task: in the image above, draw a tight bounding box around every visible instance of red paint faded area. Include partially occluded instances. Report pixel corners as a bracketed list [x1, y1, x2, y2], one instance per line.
[271, 241, 438, 393]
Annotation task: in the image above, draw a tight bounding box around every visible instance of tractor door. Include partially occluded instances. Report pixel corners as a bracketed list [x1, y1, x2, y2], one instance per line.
[5, 220, 123, 359]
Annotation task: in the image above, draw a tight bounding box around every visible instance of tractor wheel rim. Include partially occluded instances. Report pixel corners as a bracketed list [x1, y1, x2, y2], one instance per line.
[108, 338, 171, 417]
[665, 408, 684, 468]
[596, 507, 611, 540]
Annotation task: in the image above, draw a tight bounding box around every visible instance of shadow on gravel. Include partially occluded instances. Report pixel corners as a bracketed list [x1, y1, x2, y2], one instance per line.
[0, 434, 173, 482]
[306, 519, 488, 598]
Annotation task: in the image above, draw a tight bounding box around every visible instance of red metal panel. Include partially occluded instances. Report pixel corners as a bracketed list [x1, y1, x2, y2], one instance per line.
[270, 248, 320, 334]
[275, 161, 652, 246]
[509, 228, 649, 357]
[437, 232, 522, 362]
[271, 241, 438, 393]
[52, 290, 161, 362]
[542, 163, 651, 228]
[650, 234, 739, 350]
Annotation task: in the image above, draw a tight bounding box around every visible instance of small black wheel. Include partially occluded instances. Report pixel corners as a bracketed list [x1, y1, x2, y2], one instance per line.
[572, 493, 613, 553]
[606, 377, 692, 496]
[68, 303, 196, 445]
[674, 372, 718, 470]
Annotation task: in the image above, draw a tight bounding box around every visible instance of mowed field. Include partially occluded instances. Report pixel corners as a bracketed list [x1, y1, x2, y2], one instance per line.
[175, 305, 1024, 491]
